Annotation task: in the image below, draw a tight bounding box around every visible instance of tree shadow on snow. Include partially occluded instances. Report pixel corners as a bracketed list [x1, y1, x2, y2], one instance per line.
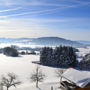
[32, 61, 68, 69]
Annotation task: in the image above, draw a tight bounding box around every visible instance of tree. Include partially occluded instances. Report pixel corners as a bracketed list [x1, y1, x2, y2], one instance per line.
[30, 66, 45, 88]
[40, 46, 77, 67]
[20, 51, 26, 55]
[3, 47, 19, 57]
[55, 69, 65, 87]
[79, 53, 90, 70]
[1, 73, 21, 90]
[0, 82, 3, 90]
[40, 47, 53, 65]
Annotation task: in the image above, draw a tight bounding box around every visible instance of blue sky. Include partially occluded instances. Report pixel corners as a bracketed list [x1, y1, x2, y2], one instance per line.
[0, 0, 90, 40]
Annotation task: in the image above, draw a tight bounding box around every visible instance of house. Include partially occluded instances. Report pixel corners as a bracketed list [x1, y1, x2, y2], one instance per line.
[61, 68, 90, 90]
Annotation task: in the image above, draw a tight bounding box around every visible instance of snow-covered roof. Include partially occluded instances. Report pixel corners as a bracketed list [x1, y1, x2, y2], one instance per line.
[62, 68, 90, 88]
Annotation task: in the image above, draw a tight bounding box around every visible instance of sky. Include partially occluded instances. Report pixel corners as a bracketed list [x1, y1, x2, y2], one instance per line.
[0, 0, 90, 40]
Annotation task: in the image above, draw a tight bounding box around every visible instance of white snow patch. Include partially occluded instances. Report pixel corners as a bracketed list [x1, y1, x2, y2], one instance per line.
[0, 54, 61, 90]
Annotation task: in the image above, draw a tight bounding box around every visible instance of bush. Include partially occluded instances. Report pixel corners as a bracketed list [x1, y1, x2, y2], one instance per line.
[3, 47, 19, 57]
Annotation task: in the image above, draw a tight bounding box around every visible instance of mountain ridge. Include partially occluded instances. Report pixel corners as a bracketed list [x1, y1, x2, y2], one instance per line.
[31, 37, 86, 47]
[0, 37, 86, 48]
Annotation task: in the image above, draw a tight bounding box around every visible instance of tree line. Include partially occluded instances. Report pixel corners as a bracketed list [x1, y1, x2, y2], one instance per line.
[40, 46, 90, 70]
[40, 46, 78, 68]
[1, 47, 37, 57]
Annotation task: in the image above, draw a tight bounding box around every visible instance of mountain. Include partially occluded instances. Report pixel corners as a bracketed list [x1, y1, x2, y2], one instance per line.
[78, 40, 90, 46]
[31, 37, 86, 47]
[0, 37, 86, 48]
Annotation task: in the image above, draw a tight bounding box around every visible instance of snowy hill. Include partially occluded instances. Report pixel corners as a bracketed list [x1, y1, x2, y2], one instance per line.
[31, 37, 86, 47]
[0, 37, 86, 48]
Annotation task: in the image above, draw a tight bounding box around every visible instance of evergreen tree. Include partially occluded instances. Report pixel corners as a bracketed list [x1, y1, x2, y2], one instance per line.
[79, 53, 90, 70]
[3, 47, 19, 57]
[40, 47, 53, 65]
[40, 46, 77, 67]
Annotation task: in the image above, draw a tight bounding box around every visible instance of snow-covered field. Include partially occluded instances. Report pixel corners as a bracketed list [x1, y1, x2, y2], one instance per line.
[0, 42, 90, 90]
[0, 54, 61, 90]
[77, 47, 90, 56]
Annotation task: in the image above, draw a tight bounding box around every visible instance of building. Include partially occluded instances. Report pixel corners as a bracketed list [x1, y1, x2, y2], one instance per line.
[61, 68, 90, 90]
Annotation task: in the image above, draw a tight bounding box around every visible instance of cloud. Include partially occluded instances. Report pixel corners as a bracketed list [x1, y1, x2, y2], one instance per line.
[0, 0, 90, 7]
[20, 18, 90, 23]
[0, 5, 85, 18]
[0, 17, 89, 39]
[0, 7, 22, 13]
[0, 0, 89, 19]
[12, 0, 90, 7]
[0, 0, 89, 18]
[0, 20, 10, 23]
[0, 18, 51, 38]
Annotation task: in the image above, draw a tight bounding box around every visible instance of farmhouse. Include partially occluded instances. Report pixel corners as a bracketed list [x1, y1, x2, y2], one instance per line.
[61, 68, 90, 90]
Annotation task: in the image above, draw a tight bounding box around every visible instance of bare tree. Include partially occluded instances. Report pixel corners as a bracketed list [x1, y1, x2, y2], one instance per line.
[0, 82, 3, 90]
[30, 66, 45, 88]
[1, 73, 21, 90]
[55, 69, 65, 87]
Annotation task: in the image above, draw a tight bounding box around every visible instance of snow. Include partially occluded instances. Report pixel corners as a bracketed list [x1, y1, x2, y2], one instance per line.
[76, 47, 90, 62]
[63, 68, 90, 88]
[1, 43, 90, 90]
[0, 54, 61, 90]
[77, 47, 90, 57]
[0, 43, 55, 49]
[11, 82, 60, 90]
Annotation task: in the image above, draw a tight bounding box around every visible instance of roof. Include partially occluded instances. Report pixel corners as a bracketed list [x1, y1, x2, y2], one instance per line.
[62, 68, 90, 88]
[76, 86, 90, 90]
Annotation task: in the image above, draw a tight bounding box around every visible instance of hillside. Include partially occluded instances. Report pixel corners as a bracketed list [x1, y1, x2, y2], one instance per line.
[0, 37, 86, 48]
[31, 37, 86, 47]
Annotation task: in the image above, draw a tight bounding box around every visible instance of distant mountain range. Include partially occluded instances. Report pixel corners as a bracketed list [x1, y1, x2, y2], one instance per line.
[31, 37, 86, 47]
[78, 40, 90, 46]
[0, 37, 87, 48]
